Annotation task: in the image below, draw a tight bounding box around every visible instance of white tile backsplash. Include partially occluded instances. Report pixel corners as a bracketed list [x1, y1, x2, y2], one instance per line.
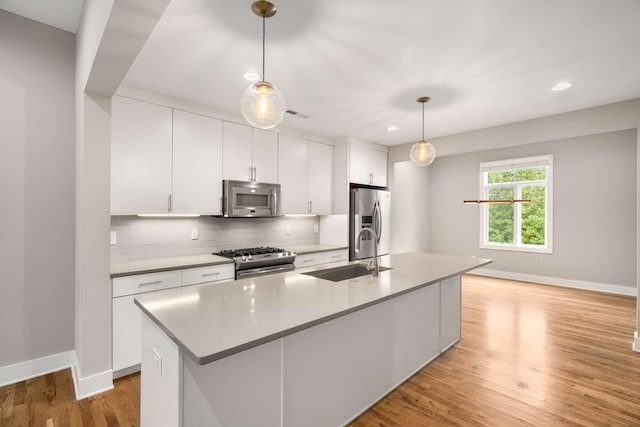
[110, 216, 320, 262]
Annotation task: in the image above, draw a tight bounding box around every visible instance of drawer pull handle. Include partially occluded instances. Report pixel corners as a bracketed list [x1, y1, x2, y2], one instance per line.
[139, 280, 162, 286]
[331, 255, 341, 258]
[202, 272, 221, 277]
[303, 259, 314, 263]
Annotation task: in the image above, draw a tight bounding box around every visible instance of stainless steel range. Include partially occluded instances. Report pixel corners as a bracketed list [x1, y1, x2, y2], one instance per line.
[215, 247, 297, 279]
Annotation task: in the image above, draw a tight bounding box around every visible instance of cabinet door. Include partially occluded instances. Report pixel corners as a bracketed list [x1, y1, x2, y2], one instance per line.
[278, 135, 309, 214]
[252, 129, 279, 184]
[113, 294, 142, 373]
[222, 122, 253, 181]
[309, 142, 333, 214]
[173, 110, 223, 214]
[349, 142, 370, 185]
[440, 275, 461, 351]
[111, 96, 173, 214]
[369, 148, 388, 187]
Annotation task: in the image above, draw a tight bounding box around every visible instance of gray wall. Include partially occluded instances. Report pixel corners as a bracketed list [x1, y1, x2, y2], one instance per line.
[390, 161, 429, 254]
[428, 129, 637, 288]
[111, 216, 320, 263]
[0, 11, 75, 367]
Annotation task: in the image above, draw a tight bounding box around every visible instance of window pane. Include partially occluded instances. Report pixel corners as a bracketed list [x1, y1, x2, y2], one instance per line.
[515, 167, 546, 182]
[487, 170, 515, 183]
[488, 187, 514, 244]
[521, 186, 545, 245]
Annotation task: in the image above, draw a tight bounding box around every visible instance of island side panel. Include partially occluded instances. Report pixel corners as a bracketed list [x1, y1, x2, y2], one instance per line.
[440, 275, 462, 351]
[141, 314, 182, 427]
[182, 339, 283, 427]
[282, 281, 441, 427]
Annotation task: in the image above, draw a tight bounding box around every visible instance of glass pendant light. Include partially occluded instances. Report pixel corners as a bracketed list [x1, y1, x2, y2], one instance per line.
[410, 96, 436, 166]
[240, 1, 285, 129]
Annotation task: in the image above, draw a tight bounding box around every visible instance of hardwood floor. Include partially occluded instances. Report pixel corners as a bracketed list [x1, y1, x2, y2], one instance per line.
[350, 275, 640, 426]
[1, 275, 638, 426]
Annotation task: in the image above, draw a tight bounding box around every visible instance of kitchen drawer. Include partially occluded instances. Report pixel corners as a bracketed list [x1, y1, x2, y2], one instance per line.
[322, 250, 348, 264]
[182, 264, 235, 287]
[294, 253, 323, 268]
[113, 270, 182, 297]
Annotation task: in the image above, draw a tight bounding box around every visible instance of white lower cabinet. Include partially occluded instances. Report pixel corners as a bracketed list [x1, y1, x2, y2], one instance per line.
[112, 264, 233, 376]
[322, 249, 348, 264]
[182, 264, 234, 287]
[294, 253, 324, 268]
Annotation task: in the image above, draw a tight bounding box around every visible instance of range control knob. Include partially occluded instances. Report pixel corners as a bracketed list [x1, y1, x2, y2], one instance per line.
[241, 255, 247, 262]
[248, 254, 253, 260]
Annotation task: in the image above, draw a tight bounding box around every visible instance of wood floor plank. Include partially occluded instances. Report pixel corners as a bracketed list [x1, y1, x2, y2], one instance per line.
[0, 275, 637, 426]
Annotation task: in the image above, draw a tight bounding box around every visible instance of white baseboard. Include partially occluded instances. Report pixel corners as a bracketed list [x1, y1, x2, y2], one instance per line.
[468, 268, 637, 297]
[634, 332, 640, 353]
[70, 352, 114, 400]
[0, 350, 74, 388]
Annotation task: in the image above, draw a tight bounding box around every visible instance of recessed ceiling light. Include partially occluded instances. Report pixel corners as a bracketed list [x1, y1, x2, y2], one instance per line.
[552, 81, 573, 91]
[244, 72, 260, 81]
[387, 125, 398, 132]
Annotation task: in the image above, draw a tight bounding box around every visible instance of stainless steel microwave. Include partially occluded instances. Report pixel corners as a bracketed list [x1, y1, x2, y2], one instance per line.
[222, 180, 280, 217]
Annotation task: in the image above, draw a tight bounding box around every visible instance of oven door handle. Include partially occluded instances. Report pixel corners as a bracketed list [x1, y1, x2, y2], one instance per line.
[236, 264, 295, 279]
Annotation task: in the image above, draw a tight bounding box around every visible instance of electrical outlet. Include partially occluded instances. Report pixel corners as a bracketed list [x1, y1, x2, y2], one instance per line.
[313, 224, 319, 233]
[110, 231, 117, 245]
[152, 348, 163, 374]
[191, 228, 199, 240]
[285, 225, 291, 235]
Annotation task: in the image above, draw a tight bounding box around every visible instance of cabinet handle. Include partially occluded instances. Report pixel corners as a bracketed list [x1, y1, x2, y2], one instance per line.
[331, 255, 341, 259]
[303, 259, 314, 263]
[253, 167, 257, 182]
[308, 200, 312, 213]
[168, 194, 172, 212]
[369, 173, 373, 184]
[139, 280, 162, 286]
[202, 272, 221, 277]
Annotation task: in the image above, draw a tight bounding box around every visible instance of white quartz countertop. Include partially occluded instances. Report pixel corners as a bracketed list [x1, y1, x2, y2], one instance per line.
[135, 252, 492, 365]
[110, 254, 233, 277]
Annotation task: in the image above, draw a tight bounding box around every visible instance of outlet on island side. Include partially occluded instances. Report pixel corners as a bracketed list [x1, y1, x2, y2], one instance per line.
[191, 228, 199, 240]
[285, 225, 291, 235]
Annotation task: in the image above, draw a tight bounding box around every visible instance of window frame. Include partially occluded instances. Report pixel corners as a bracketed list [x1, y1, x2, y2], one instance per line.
[478, 154, 553, 254]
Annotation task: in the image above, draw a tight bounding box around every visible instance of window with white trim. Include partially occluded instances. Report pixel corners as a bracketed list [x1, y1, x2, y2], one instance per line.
[479, 155, 553, 253]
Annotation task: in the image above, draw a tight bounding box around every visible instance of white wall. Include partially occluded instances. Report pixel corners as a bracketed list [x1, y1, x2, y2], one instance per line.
[74, 0, 172, 398]
[389, 161, 429, 254]
[0, 11, 75, 367]
[428, 129, 637, 289]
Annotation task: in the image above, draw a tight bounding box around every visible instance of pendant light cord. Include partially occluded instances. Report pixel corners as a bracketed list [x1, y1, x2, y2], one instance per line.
[422, 102, 425, 141]
[262, 15, 266, 81]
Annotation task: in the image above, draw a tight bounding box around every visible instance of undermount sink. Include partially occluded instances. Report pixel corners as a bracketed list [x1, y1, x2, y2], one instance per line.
[302, 263, 392, 282]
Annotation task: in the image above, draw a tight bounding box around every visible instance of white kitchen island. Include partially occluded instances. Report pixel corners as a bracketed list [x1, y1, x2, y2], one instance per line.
[135, 252, 491, 427]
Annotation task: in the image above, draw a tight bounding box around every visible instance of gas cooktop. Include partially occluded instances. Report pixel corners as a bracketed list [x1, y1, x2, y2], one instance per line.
[217, 247, 288, 258]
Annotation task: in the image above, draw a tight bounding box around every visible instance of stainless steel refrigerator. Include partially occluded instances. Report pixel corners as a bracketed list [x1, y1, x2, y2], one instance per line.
[349, 187, 391, 261]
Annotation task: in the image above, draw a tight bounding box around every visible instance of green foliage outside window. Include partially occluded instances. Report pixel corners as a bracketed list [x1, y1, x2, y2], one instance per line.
[486, 166, 547, 246]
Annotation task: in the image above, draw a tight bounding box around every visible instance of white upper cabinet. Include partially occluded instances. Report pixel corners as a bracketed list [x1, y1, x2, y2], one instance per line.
[348, 140, 388, 187]
[309, 141, 333, 214]
[369, 148, 388, 187]
[278, 135, 333, 214]
[111, 96, 223, 214]
[252, 129, 278, 184]
[172, 110, 223, 214]
[348, 142, 370, 185]
[222, 122, 278, 183]
[278, 134, 310, 214]
[111, 96, 173, 214]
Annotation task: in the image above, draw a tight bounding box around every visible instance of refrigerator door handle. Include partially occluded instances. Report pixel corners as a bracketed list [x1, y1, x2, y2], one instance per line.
[373, 200, 382, 244]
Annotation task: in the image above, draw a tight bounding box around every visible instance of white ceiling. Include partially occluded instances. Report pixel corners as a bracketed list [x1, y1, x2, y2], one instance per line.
[123, 0, 640, 146]
[7, 0, 640, 146]
[0, 0, 82, 33]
